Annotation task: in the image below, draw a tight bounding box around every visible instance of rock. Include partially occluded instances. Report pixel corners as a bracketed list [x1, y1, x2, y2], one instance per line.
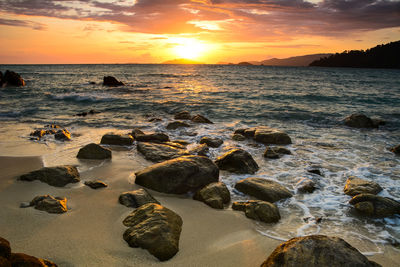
[172, 140, 190, 146]
[0, 237, 11, 259]
[30, 130, 46, 138]
[119, 188, 160, 208]
[100, 134, 133, 146]
[234, 177, 292, 203]
[390, 144, 400, 155]
[343, 176, 382, 196]
[234, 128, 246, 135]
[137, 142, 187, 162]
[193, 182, 230, 209]
[166, 121, 190, 130]
[54, 129, 71, 141]
[123, 203, 182, 261]
[84, 180, 108, 189]
[264, 146, 291, 159]
[77, 143, 112, 159]
[296, 178, 316, 193]
[135, 132, 169, 143]
[199, 136, 223, 148]
[254, 127, 292, 145]
[215, 149, 259, 174]
[135, 155, 219, 194]
[20, 166, 80, 187]
[163, 141, 186, 149]
[30, 195, 67, 214]
[0, 257, 10, 267]
[75, 109, 100, 117]
[344, 113, 377, 128]
[10, 253, 57, 267]
[261, 235, 381, 267]
[174, 111, 191, 120]
[0, 71, 2, 87]
[2, 70, 25, 86]
[148, 117, 162, 122]
[103, 76, 124, 86]
[349, 193, 400, 217]
[232, 200, 280, 223]
[372, 118, 386, 127]
[191, 114, 213, 124]
[243, 127, 257, 137]
[307, 168, 322, 176]
[186, 144, 209, 157]
[131, 128, 145, 138]
[232, 133, 245, 141]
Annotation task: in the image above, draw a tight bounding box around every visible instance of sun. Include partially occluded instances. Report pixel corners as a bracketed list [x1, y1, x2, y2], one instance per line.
[172, 39, 207, 60]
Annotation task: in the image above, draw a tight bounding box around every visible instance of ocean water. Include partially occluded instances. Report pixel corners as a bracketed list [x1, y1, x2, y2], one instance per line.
[1, 64, 400, 254]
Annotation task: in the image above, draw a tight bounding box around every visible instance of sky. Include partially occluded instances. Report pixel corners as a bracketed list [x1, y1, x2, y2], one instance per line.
[0, 0, 399, 64]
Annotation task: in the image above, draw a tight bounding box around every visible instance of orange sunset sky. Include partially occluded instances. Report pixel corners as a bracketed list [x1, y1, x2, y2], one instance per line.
[0, 0, 399, 64]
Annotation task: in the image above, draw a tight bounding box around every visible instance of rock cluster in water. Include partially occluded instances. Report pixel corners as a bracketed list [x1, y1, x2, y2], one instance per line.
[29, 124, 71, 141]
[0, 70, 25, 87]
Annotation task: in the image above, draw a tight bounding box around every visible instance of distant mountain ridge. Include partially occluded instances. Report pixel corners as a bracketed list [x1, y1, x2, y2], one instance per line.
[259, 54, 332, 66]
[310, 41, 400, 69]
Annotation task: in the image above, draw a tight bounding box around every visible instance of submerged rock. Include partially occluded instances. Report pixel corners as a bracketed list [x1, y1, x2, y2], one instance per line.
[234, 177, 292, 203]
[232, 200, 280, 223]
[1, 70, 25, 87]
[254, 126, 292, 145]
[200, 136, 223, 148]
[77, 143, 112, 159]
[261, 235, 381, 267]
[123, 203, 182, 261]
[264, 146, 292, 159]
[307, 168, 322, 176]
[137, 142, 187, 162]
[344, 113, 378, 128]
[166, 121, 190, 130]
[103, 76, 124, 86]
[193, 182, 230, 209]
[186, 144, 209, 157]
[135, 155, 219, 194]
[174, 111, 191, 120]
[100, 134, 133, 146]
[119, 188, 160, 208]
[349, 193, 400, 217]
[54, 129, 71, 141]
[343, 176, 382, 196]
[20, 166, 80, 187]
[232, 133, 245, 141]
[215, 148, 259, 174]
[84, 180, 108, 189]
[29, 195, 67, 214]
[296, 178, 316, 193]
[131, 128, 145, 138]
[390, 144, 400, 155]
[135, 132, 170, 143]
[191, 114, 213, 124]
[75, 109, 100, 117]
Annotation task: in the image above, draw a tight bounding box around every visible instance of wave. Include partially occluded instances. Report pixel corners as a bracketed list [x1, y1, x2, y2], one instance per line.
[139, 73, 201, 78]
[46, 92, 118, 103]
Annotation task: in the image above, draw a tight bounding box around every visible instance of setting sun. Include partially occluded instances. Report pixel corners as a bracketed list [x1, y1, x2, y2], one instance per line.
[172, 39, 207, 60]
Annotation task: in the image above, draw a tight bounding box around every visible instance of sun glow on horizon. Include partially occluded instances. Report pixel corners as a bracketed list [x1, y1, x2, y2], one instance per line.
[172, 39, 208, 60]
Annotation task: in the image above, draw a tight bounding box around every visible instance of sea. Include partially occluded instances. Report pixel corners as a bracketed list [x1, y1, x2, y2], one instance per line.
[1, 64, 399, 255]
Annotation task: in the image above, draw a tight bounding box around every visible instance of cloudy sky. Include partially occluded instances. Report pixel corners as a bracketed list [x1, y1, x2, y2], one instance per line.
[0, 0, 399, 63]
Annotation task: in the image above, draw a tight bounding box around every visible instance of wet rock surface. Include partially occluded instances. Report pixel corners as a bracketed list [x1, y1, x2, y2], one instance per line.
[215, 148, 259, 174]
[166, 121, 190, 130]
[232, 200, 280, 223]
[264, 146, 292, 159]
[343, 176, 382, 196]
[84, 180, 108, 189]
[77, 143, 112, 159]
[1, 70, 25, 87]
[119, 188, 160, 208]
[135, 155, 219, 194]
[261, 235, 381, 267]
[349, 193, 400, 217]
[137, 142, 188, 162]
[20, 166, 80, 187]
[191, 114, 213, 124]
[123, 203, 182, 261]
[193, 182, 230, 209]
[100, 134, 134, 146]
[296, 178, 316, 193]
[174, 111, 191, 120]
[199, 136, 223, 148]
[103, 76, 124, 86]
[135, 132, 170, 143]
[344, 113, 382, 129]
[29, 195, 67, 214]
[234, 177, 292, 203]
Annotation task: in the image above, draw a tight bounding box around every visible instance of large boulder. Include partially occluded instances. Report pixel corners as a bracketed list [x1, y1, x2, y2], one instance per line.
[344, 113, 377, 128]
[19, 166, 80, 187]
[191, 114, 213, 124]
[137, 142, 187, 162]
[390, 144, 400, 155]
[2, 70, 25, 87]
[103, 76, 124, 86]
[100, 134, 133, 146]
[343, 176, 382, 196]
[77, 143, 112, 159]
[174, 111, 191, 120]
[349, 193, 400, 217]
[166, 121, 190, 130]
[215, 149, 259, 174]
[135, 155, 219, 194]
[261, 235, 380, 267]
[232, 200, 280, 223]
[234, 177, 292, 203]
[29, 195, 67, 214]
[135, 132, 169, 143]
[119, 188, 160, 208]
[10, 253, 57, 267]
[254, 127, 292, 145]
[200, 136, 223, 148]
[193, 182, 230, 209]
[123, 203, 183, 261]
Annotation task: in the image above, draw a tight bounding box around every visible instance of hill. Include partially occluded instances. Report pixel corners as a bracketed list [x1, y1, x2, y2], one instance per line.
[260, 54, 332, 66]
[309, 41, 400, 69]
[162, 58, 203, 64]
